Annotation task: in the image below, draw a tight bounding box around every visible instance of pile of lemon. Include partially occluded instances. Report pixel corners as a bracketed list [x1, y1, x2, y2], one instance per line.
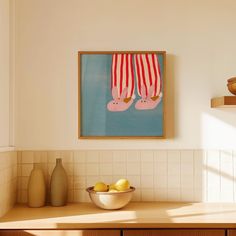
[93, 179, 130, 192]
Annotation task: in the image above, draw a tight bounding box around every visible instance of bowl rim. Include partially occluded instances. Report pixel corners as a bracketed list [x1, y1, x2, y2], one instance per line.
[86, 186, 135, 195]
[227, 77, 236, 83]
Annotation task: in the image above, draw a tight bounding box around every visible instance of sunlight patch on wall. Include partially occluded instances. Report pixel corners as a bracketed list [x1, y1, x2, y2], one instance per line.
[201, 113, 236, 149]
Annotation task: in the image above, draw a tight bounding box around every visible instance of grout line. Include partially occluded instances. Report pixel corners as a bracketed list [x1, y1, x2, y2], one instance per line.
[167, 150, 169, 201]
[205, 150, 208, 202]
[219, 150, 222, 202]
[232, 150, 235, 202]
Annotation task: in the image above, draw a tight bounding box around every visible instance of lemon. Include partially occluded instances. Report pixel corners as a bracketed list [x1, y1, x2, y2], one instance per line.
[108, 183, 116, 191]
[93, 182, 108, 192]
[115, 178, 130, 191]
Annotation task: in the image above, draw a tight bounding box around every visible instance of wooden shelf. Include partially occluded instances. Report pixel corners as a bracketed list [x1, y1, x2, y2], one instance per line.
[211, 96, 236, 108]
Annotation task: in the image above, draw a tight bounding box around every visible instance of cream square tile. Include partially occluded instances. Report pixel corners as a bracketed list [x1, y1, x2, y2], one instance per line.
[100, 175, 113, 184]
[21, 151, 34, 164]
[194, 150, 206, 171]
[74, 190, 86, 202]
[181, 163, 194, 176]
[154, 150, 167, 162]
[99, 163, 113, 175]
[167, 150, 180, 162]
[67, 176, 74, 189]
[17, 190, 21, 204]
[141, 162, 153, 175]
[141, 188, 154, 201]
[168, 175, 180, 188]
[40, 152, 48, 163]
[74, 176, 86, 189]
[86, 163, 99, 176]
[113, 175, 127, 183]
[194, 174, 203, 189]
[220, 186, 234, 202]
[194, 188, 204, 202]
[154, 162, 167, 176]
[127, 162, 140, 175]
[61, 151, 74, 163]
[86, 151, 99, 163]
[168, 162, 180, 175]
[99, 151, 113, 163]
[113, 162, 126, 175]
[20, 176, 29, 190]
[113, 151, 127, 162]
[127, 151, 140, 162]
[47, 163, 55, 176]
[17, 152, 22, 164]
[21, 164, 33, 177]
[207, 187, 220, 202]
[63, 163, 74, 176]
[221, 161, 233, 174]
[141, 175, 153, 188]
[181, 175, 194, 188]
[207, 171, 220, 188]
[68, 189, 74, 202]
[131, 188, 141, 202]
[167, 188, 181, 201]
[17, 177, 21, 190]
[13, 165, 17, 179]
[74, 151, 86, 163]
[127, 175, 140, 188]
[140, 151, 153, 162]
[220, 150, 233, 162]
[207, 150, 220, 168]
[154, 175, 167, 188]
[86, 176, 99, 187]
[74, 163, 86, 176]
[20, 190, 28, 203]
[154, 188, 168, 201]
[181, 188, 194, 202]
[33, 151, 42, 163]
[181, 150, 194, 163]
[47, 151, 60, 163]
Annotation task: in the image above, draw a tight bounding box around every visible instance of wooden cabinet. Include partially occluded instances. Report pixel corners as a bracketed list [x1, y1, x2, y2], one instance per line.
[123, 229, 225, 236]
[0, 230, 120, 236]
[228, 230, 236, 236]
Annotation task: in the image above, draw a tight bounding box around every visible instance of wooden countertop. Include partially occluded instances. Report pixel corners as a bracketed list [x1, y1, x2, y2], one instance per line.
[1, 202, 236, 229]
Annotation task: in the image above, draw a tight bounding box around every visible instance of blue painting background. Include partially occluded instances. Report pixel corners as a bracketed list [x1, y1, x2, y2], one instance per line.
[81, 54, 164, 136]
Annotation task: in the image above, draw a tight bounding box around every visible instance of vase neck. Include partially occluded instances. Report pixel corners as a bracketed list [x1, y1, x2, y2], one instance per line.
[56, 158, 62, 165]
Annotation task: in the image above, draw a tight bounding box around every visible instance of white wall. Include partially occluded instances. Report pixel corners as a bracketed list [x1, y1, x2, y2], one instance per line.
[0, 0, 10, 147]
[15, 0, 236, 150]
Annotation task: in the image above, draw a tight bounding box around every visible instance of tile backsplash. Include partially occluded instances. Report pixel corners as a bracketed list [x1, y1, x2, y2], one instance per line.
[17, 150, 236, 204]
[0, 151, 17, 217]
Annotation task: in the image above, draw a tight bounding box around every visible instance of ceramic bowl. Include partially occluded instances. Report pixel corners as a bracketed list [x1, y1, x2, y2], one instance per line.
[86, 186, 135, 210]
[227, 77, 236, 95]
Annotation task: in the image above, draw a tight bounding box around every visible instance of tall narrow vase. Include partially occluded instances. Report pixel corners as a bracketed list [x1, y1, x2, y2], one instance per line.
[27, 163, 46, 207]
[50, 158, 68, 206]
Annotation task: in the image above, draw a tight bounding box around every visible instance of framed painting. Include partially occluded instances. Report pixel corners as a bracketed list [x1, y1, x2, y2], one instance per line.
[78, 51, 166, 139]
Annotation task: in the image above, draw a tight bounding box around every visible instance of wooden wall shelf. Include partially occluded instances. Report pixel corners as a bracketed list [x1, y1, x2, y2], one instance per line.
[211, 96, 236, 108]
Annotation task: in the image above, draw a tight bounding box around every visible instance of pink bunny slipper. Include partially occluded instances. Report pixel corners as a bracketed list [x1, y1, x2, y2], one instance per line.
[107, 87, 134, 112]
[135, 85, 162, 110]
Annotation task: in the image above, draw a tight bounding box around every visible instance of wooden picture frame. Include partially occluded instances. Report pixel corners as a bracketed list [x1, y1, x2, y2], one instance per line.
[78, 51, 166, 139]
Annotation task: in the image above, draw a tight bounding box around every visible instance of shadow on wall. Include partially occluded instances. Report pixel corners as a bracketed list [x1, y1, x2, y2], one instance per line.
[165, 54, 176, 139]
[203, 150, 235, 202]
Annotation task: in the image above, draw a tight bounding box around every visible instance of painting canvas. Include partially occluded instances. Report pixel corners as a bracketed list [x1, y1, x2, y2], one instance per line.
[78, 51, 166, 138]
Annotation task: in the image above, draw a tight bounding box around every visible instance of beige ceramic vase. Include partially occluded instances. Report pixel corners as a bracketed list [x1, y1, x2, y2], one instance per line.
[50, 158, 68, 206]
[27, 163, 46, 207]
